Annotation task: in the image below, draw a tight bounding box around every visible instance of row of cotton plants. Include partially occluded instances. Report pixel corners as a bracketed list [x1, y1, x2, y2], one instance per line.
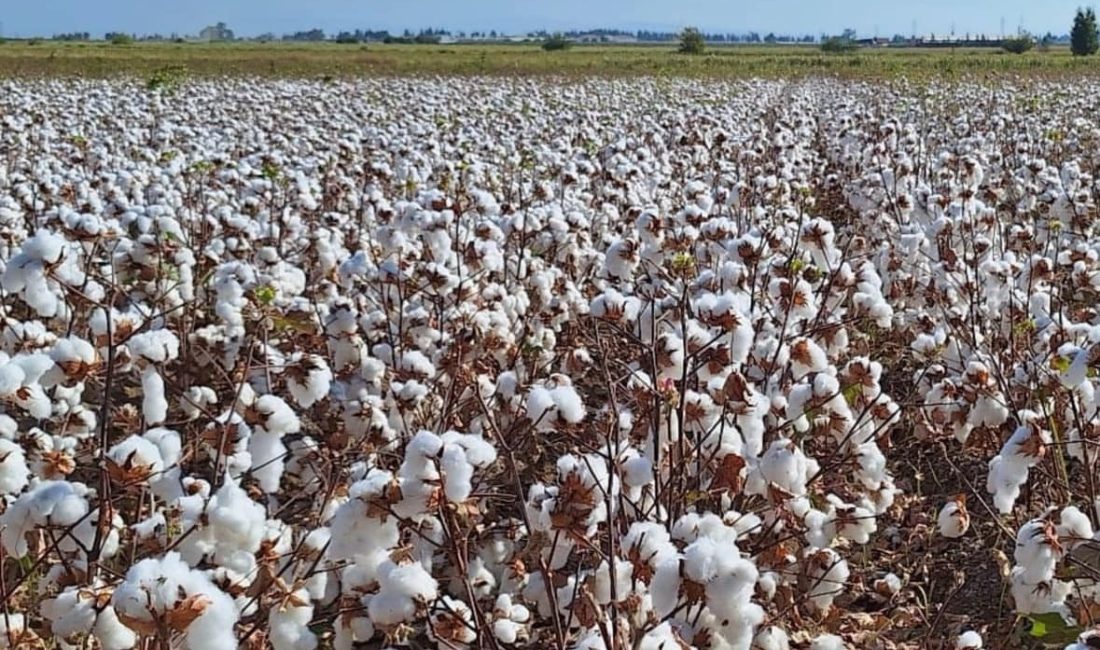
[0, 75, 1096, 650]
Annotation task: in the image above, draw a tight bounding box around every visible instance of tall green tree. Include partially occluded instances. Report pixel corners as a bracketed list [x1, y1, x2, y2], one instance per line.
[678, 27, 705, 55]
[1072, 7, 1099, 56]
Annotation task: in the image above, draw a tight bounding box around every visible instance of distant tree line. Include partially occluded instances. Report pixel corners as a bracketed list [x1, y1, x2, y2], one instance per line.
[21, 23, 1083, 47]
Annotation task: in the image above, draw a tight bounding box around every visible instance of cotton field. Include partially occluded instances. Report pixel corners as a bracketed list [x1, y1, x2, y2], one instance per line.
[0, 76, 1098, 649]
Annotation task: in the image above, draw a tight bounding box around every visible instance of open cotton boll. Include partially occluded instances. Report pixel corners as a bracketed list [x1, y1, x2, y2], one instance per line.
[207, 476, 267, 571]
[754, 626, 790, 650]
[550, 385, 585, 423]
[0, 439, 29, 494]
[0, 614, 29, 649]
[106, 434, 165, 485]
[955, 630, 983, 649]
[251, 394, 301, 435]
[788, 338, 829, 379]
[806, 548, 849, 613]
[429, 596, 478, 647]
[285, 353, 333, 408]
[441, 443, 474, 502]
[127, 329, 181, 363]
[0, 363, 25, 397]
[141, 366, 169, 425]
[111, 552, 238, 650]
[42, 585, 99, 639]
[0, 480, 90, 557]
[938, 496, 970, 538]
[94, 606, 138, 650]
[249, 430, 288, 493]
[810, 634, 848, 650]
[526, 386, 556, 428]
[270, 589, 318, 650]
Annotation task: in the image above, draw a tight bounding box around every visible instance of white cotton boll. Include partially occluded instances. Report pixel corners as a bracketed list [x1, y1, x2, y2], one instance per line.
[285, 354, 332, 408]
[638, 623, 684, 650]
[0, 364, 24, 397]
[526, 386, 555, 426]
[367, 591, 416, 627]
[789, 338, 828, 379]
[0, 480, 89, 557]
[142, 366, 168, 425]
[15, 382, 52, 419]
[1014, 519, 1062, 584]
[754, 626, 790, 650]
[1063, 348, 1090, 388]
[94, 607, 138, 650]
[754, 438, 813, 497]
[132, 512, 167, 542]
[807, 549, 849, 613]
[249, 431, 287, 493]
[810, 634, 848, 650]
[254, 394, 301, 436]
[1059, 506, 1093, 549]
[441, 443, 474, 502]
[550, 385, 585, 423]
[42, 587, 98, 639]
[622, 455, 654, 487]
[955, 630, 983, 649]
[0, 614, 28, 649]
[0, 439, 29, 494]
[111, 552, 238, 650]
[106, 435, 165, 484]
[180, 386, 217, 420]
[429, 596, 477, 647]
[127, 329, 181, 363]
[457, 435, 497, 468]
[938, 498, 970, 538]
[270, 590, 317, 650]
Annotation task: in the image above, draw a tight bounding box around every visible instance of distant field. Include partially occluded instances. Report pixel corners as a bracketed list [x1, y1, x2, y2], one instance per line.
[0, 40, 1099, 78]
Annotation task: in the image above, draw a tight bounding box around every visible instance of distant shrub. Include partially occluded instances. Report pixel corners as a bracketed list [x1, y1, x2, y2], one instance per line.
[335, 34, 360, 44]
[1002, 35, 1036, 54]
[108, 33, 135, 46]
[821, 37, 860, 53]
[679, 27, 705, 55]
[542, 34, 573, 51]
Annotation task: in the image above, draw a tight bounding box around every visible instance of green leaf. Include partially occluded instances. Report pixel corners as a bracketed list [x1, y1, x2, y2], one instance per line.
[254, 286, 277, 305]
[1027, 612, 1083, 644]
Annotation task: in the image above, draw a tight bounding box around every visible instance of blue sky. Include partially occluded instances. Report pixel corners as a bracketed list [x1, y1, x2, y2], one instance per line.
[1, 0, 1093, 38]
